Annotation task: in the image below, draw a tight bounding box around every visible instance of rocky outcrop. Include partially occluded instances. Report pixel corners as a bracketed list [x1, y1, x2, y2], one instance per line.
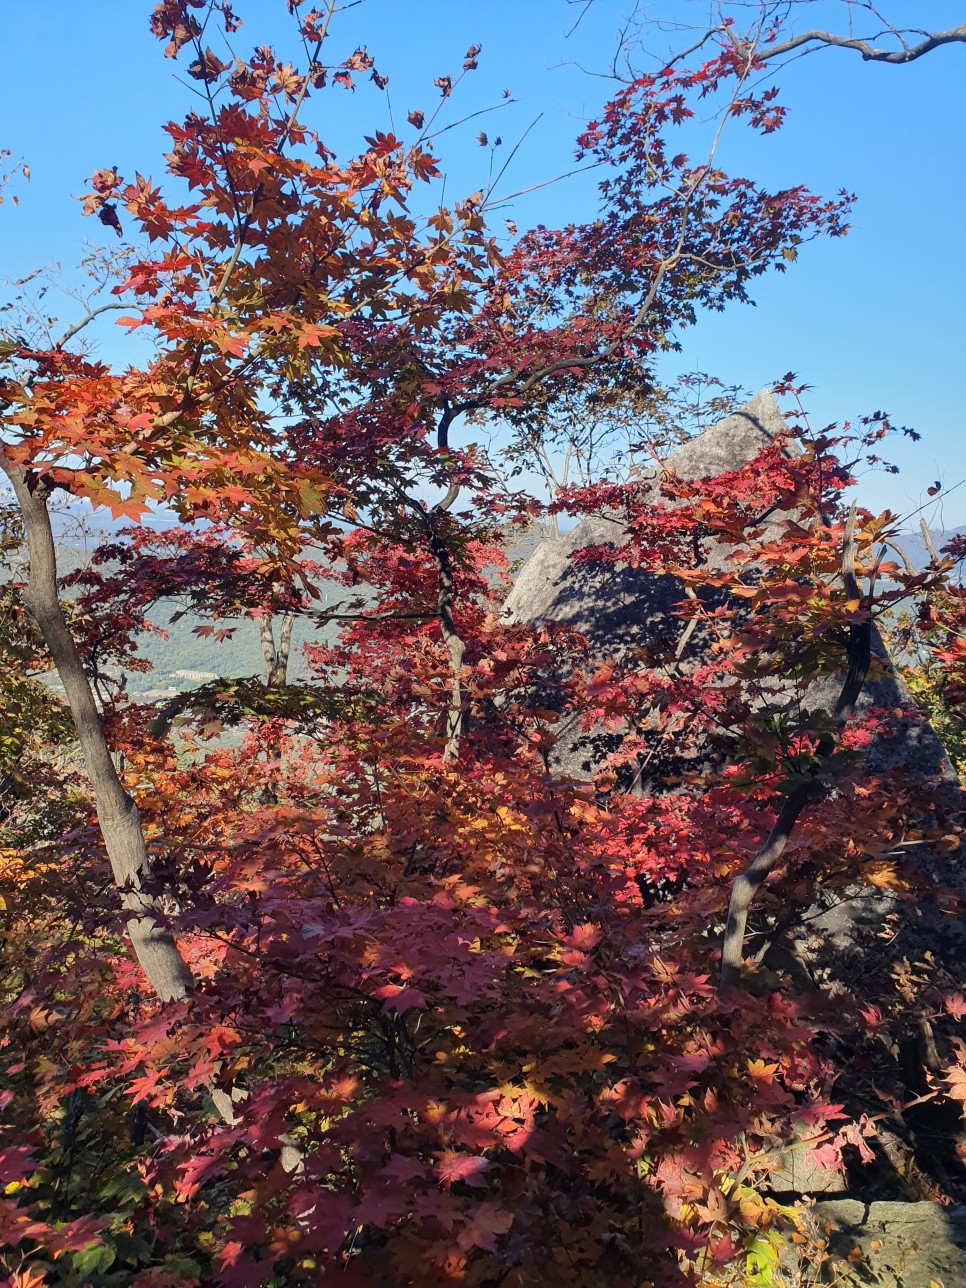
[813, 1199, 966, 1286]
[505, 386, 965, 1031]
[505, 388, 966, 1279]
[504, 390, 954, 790]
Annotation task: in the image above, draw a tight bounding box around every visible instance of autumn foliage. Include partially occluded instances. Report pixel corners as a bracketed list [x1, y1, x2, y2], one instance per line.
[1, 4, 965, 1286]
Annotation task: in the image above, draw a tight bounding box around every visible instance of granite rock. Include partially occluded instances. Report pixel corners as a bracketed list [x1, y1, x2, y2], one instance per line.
[504, 391, 954, 789]
[812, 1199, 966, 1285]
[504, 391, 965, 1002]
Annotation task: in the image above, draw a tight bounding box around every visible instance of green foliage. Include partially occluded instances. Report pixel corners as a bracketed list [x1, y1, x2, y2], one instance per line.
[148, 675, 383, 737]
[903, 658, 966, 779]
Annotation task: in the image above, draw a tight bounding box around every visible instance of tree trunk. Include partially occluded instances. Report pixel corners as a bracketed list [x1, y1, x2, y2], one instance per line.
[431, 538, 465, 762]
[2, 461, 194, 1002]
[718, 510, 872, 992]
[259, 612, 294, 687]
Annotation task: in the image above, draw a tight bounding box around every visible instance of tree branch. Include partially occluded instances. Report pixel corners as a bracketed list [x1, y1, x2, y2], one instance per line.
[718, 504, 873, 993]
[755, 24, 966, 65]
[52, 302, 130, 351]
[430, 533, 466, 762]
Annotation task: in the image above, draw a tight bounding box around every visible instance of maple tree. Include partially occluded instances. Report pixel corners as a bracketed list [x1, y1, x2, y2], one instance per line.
[1, 2, 965, 1285]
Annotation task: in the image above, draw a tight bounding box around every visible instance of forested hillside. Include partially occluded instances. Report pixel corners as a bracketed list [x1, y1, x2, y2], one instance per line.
[45, 526, 550, 694]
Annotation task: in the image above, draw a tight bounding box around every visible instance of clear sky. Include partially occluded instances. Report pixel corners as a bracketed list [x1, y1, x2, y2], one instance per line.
[2, 1, 964, 524]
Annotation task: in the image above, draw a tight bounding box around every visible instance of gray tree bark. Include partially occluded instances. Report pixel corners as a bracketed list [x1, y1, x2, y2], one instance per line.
[259, 611, 294, 687]
[1, 460, 194, 1002]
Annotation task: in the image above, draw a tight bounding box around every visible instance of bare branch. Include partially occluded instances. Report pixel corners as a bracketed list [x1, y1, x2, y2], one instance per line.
[52, 301, 130, 350]
[755, 23, 966, 65]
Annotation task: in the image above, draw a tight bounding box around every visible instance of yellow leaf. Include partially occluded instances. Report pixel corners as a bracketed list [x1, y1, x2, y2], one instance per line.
[495, 806, 525, 831]
[865, 862, 911, 894]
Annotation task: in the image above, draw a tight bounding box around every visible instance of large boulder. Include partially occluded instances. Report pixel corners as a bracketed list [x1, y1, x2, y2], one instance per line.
[505, 387, 966, 1264]
[504, 390, 954, 789]
[505, 390, 789, 647]
[505, 392, 966, 994]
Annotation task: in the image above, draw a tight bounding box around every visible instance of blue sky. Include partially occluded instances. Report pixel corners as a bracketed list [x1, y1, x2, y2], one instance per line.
[2, 1, 964, 524]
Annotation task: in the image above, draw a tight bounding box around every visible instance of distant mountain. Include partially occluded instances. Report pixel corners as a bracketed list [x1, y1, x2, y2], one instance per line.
[892, 527, 966, 570]
[37, 521, 956, 700]
[36, 543, 344, 697]
[130, 605, 328, 695]
[38, 527, 551, 699]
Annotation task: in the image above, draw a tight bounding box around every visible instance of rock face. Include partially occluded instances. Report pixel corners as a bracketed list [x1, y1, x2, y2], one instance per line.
[504, 390, 788, 652]
[813, 1199, 966, 1286]
[504, 390, 964, 977]
[504, 392, 788, 785]
[505, 391, 956, 792]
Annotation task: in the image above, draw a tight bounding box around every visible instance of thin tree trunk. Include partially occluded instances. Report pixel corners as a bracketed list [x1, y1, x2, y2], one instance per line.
[276, 611, 294, 685]
[259, 612, 295, 687]
[431, 538, 465, 762]
[259, 616, 277, 684]
[2, 461, 193, 1002]
[718, 509, 872, 992]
